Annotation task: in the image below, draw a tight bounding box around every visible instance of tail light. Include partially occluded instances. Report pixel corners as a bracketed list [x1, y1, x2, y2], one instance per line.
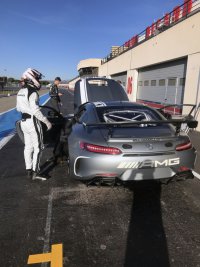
[80, 142, 122, 155]
[176, 141, 192, 151]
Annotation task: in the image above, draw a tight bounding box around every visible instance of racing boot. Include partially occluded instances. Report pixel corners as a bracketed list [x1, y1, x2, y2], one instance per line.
[32, 171, 48, 181]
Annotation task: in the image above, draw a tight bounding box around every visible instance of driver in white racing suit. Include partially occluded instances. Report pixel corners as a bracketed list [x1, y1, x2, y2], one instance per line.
[16, 68, 52, 181]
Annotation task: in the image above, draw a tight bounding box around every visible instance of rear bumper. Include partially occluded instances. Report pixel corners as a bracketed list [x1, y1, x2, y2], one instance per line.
[71, 148, 196, 181]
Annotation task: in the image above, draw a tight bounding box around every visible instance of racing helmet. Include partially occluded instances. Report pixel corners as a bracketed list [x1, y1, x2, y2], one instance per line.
[22, 68, 43, 90]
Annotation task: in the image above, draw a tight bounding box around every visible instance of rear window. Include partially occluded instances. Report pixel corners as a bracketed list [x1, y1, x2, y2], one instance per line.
[86, 79, 128, 102]
[96, 106, 161, 125]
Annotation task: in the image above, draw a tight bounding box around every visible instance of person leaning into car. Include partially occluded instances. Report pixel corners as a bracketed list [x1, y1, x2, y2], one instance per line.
[49, 77, 63, 113]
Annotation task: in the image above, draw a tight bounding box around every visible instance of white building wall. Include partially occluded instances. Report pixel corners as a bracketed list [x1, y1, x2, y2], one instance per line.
[98, 11, 200, 130]
[183, 53, 200, 130]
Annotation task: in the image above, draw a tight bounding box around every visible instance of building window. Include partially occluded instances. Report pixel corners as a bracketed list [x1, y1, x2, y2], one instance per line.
[168, 78, 177, 86]
[151, 80, 156, 86]
[144, 80, 149, 86]
[159, 79, 165, 86]
[180, 78, 185, 86]
[138, 81, 143, 86]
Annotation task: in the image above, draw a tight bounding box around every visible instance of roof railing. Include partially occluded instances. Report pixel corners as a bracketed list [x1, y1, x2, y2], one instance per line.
[102, 0, 200, 64]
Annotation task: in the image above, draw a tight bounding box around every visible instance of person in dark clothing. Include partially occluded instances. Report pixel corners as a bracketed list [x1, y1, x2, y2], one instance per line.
[46, 117, 73, 165]
[49, 77, 63, 113]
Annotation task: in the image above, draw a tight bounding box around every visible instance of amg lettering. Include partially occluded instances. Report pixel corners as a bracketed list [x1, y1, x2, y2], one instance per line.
[154, 159, 168, 167]
[168, 158, 180, 165]
[117, 158, 180, 169]
[139, 161, 154, 168]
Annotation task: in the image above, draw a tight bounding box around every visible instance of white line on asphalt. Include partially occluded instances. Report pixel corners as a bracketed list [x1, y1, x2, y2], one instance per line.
[42, 97, 50, 106]
[0, 107, 15, 116]
[41, 188, 54, 267]
[41, 185, 89, 267]
[192, 170, 200, 180]
[0, 131, 15, 150]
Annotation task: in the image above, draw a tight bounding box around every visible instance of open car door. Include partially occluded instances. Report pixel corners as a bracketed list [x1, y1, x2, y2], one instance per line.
[40, 105, 66, 145]
[16, 105, 73, 145]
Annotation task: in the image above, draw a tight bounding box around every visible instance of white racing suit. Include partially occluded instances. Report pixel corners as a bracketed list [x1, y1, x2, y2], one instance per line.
[16, 87, 51, 173]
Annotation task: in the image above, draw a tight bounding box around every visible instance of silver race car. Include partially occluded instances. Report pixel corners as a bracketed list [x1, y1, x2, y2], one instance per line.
[17, 77, 198, 183]
[66, 101, 197, 183]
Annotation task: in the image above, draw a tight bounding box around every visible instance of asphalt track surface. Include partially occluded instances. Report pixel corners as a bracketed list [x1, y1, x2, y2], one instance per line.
[0, 90, 200, 267]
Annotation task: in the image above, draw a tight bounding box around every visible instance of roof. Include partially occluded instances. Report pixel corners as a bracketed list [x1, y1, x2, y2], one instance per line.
[77, 59, 102, 71]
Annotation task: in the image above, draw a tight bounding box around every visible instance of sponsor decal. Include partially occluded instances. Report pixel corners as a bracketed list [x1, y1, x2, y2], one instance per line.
[127, 77, 133, 94]
[117, 158, 180, 169]
[17, 94, 26, 97]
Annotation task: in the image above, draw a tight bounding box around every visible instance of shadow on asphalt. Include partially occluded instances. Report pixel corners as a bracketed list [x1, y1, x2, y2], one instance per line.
[124, 180, 169, 267]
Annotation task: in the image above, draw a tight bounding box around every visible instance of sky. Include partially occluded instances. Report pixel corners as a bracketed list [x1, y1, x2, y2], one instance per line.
[0, 0, 183, 80]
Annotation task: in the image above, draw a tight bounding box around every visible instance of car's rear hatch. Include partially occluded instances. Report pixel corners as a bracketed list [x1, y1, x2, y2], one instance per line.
[85, 78, 128, 102]
[99, 126, 184, 155]
[74, 78, 129, 112]
[95, 105, 188, 155]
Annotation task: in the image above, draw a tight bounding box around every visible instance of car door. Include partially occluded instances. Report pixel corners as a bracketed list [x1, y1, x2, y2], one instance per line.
[40, 105, 66, 144]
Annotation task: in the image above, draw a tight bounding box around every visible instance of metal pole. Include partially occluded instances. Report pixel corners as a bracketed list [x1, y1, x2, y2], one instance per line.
[174, 78, 178, 114]
[195, 67, 200, 114]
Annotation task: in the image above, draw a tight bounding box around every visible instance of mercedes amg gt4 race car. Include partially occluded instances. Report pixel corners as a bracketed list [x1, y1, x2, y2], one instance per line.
[16, 77, 198, 184]
[65, 101, 197, 183]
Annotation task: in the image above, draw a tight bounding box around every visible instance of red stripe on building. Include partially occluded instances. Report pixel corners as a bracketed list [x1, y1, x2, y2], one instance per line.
[137, 100, 182, 114]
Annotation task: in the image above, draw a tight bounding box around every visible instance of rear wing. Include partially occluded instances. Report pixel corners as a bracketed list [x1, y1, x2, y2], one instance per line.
[157, 104, 198, 117]
[83, 117, 198, 134]
[157, 103, 200, 133]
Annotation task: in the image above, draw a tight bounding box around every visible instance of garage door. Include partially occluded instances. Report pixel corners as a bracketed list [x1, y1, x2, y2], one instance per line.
[137, 58, 187, 113]
[111, 72, 127, 88]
